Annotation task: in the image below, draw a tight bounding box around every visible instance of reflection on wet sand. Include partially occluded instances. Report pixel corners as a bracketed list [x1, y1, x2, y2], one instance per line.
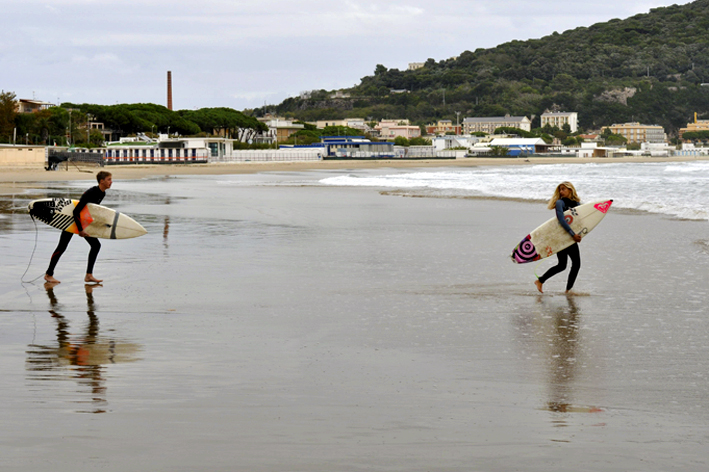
[25, 284, 141, 414]
[540, 296, 603, 420]
[163, 196, 170, 250]
[543, 296, 602, 417]
[516, 295, 603, 424]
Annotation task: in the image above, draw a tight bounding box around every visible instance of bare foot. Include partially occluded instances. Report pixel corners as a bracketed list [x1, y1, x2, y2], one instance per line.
[534, 280, 543, 293]
[85, 274, 103, 284]
[85, 283, 102, 293]
[44, 274, 61, 284]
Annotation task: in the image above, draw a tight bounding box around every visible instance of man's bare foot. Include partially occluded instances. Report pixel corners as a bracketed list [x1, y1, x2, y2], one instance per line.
[534, 280, 543, 293]
[44, 274, 60, 284]
[85, 274, 103, 284]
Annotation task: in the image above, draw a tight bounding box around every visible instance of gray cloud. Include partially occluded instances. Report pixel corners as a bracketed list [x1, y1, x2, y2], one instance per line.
[0, 0, 693, 110]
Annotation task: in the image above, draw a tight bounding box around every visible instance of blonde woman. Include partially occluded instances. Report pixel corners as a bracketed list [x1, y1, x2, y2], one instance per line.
[535, 182, 583, 294]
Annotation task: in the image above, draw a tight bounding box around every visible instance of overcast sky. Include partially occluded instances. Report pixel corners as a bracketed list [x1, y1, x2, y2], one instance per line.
[0, 0, 694, 111]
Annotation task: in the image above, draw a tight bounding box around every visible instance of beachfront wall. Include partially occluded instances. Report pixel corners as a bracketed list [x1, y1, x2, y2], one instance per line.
[104, 146, 209, 165]
[210, 149, 323, 162]
[0, 146, 46, 168]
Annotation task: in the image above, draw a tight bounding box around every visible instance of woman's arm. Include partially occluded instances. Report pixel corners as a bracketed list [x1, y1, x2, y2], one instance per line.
[556, 199, 575, 236]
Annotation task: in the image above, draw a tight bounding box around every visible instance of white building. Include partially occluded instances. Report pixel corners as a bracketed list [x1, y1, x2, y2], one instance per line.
[541, 112, 579, 133]
[431, 135, 481, 151]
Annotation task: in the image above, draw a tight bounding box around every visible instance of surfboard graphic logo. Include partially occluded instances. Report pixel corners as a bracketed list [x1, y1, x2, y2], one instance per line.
[594, 201, 612, 214]
[511, 234, 540, 263]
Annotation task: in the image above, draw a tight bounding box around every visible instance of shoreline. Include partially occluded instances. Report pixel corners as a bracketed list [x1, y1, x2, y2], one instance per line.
[1, 155, 707, 193]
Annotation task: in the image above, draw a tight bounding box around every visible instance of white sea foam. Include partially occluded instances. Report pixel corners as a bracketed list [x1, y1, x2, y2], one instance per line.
[319, 161, 709, 221]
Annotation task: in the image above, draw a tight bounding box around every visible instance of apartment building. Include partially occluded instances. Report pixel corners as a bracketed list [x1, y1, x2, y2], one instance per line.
[376, 120, 421, 140]
[425, 120, 461, 136]
[679, 113, 709, 138]
[315, 118, 367, 132]
[604, 122, 667, 143]
[541, 111, 578, 133]
[463, 115, 531, 134]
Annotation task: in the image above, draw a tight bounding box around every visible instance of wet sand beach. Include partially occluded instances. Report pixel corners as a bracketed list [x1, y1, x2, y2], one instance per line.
[1, 165, 708, 471]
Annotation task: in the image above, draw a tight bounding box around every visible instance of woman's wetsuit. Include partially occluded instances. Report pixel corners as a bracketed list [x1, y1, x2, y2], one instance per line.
[538, 197, 581, 291]
[46, 186, 105, 277]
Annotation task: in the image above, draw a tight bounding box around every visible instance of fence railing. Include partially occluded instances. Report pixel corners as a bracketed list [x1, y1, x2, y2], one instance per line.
[47, 150, 104, 170]
[212, 151, 323, 162]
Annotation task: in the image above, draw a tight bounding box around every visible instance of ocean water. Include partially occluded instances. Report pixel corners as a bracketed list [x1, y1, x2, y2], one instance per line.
[319, 161, 709, 221]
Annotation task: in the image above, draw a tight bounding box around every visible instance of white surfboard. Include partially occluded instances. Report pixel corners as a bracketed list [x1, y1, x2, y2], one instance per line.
[511, 199, 612, 264]
[28, 198, 147, 240]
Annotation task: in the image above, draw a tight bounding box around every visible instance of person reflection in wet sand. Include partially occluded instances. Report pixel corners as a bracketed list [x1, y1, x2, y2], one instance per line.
[25, 284, 140, 414]
[543, 296, 602, 415]
[163, 197, 170, 250]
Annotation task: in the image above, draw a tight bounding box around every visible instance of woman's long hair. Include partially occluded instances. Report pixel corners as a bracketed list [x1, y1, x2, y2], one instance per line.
[547, 181, 580, 209]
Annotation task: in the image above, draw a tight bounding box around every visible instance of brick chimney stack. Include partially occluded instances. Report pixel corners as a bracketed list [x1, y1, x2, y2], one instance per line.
[167, 71, 173, 111]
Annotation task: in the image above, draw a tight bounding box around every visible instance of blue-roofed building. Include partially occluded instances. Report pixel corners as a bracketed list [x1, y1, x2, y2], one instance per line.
[470, 138, 550, 157]
[321, 136, 395, 159]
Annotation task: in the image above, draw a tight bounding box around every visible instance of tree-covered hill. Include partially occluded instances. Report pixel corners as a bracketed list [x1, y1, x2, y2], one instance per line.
[263, 0, 709, 135]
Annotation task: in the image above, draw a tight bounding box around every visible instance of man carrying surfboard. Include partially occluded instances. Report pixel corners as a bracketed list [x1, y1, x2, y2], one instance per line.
[534, 182, 583, 294]
[44, 171, 112, 285]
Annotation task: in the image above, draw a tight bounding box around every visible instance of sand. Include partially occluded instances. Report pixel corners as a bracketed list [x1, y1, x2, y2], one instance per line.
[1, 162, 708, 471]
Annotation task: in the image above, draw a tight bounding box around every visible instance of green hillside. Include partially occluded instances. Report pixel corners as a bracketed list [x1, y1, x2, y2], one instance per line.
[264, 0, 709, 135]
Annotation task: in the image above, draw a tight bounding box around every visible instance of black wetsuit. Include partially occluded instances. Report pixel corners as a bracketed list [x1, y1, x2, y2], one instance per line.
[46, 186, 105, 277]
[538, 197, 581, 291]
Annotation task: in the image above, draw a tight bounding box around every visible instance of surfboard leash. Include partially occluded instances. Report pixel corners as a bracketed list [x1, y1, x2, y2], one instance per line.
[533, 259, 545, 280]
[20, 214, 44, 284]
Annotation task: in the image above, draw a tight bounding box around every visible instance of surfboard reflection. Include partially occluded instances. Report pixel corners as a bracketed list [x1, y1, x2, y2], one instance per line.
[25, 285, 142, 414]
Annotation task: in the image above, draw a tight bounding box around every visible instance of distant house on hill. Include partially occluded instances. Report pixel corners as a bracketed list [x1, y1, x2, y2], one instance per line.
[679, 113, 709, 138]
[16, 99, 55, 113]
[258, 117, 304, 143]
[603, 122, 667, 144]
[426, 120, 461, 136]
[376, 120, 421, 139]
[541, 111, 579, 133]
[315, 118, 367, 132]
[463, 115, 531, 134]
[578, 134, 600, 143]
